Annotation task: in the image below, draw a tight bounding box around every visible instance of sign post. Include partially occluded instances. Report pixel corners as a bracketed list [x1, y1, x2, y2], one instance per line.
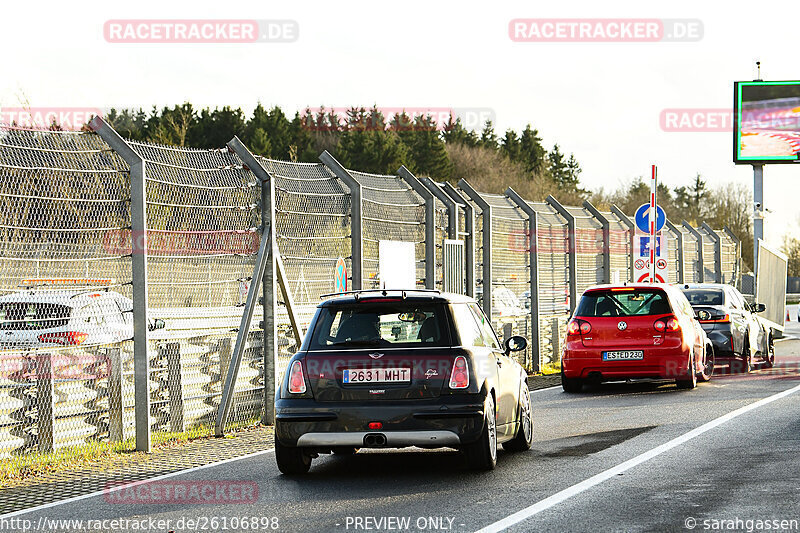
[633, 167, 668, 283]
[649, 165, 657, 282]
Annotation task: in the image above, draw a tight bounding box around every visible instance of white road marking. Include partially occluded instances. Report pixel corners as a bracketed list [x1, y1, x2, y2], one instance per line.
[530, 385, 560, 394]
[0, 448, 275, 519]
[476, 382, 800, 533]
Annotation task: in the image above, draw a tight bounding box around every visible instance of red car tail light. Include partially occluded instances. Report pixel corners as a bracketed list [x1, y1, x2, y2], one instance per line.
[567, 319, 591, 336]
[567, 320, 580, 335]
[654, 316, 681, 332]
[288, 360, 306, 394]
[368, 422, 383, 430]
[449, 356, 469, 389]
[37, 331, 88, 345]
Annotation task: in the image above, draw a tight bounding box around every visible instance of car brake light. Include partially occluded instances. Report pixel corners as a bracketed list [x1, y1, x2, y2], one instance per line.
[37, 331, 88, 345]
[654, 316, 680, 332]
[567, 319, 591, 336]
[449, 356, 469, 389]
[368, 422, 383, 430]
[567, 320, 580, 335]
[700, 314, 730, 324]
[288, 360, 306, 394]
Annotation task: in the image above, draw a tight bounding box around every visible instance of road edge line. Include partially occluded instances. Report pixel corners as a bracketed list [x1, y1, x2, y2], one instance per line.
[475, 381, 800, 533]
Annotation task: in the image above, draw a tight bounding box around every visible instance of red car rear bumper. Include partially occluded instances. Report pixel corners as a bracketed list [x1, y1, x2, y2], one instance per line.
[563, 343, 692, 380]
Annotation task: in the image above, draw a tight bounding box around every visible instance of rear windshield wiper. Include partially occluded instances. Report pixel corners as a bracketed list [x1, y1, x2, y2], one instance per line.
[326, 339, 381, 347]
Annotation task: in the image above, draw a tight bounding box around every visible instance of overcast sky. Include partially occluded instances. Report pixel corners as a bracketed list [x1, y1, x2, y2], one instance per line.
[3, 0, 798, 248]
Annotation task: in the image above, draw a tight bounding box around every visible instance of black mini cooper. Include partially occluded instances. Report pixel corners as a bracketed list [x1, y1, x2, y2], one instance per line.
[274, 290, 532, 474]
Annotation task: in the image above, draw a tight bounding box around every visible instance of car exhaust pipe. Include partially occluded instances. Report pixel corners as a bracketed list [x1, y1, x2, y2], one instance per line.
[363, 433, 387, 447]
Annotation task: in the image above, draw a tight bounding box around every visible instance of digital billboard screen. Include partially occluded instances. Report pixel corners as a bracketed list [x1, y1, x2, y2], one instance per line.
[733, 80, 800, 164]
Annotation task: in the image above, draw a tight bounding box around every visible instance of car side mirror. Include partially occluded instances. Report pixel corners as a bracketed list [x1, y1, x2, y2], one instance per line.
[148, 318, 165, 331]
[504, 335, 527, 354]
[752, 303, 766, 313]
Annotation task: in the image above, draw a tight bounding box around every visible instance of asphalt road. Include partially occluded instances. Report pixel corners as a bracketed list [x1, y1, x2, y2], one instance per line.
[4, 339, 800, 533]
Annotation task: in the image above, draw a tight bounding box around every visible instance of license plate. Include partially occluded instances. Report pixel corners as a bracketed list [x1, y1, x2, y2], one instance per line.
[602, 350, 644, 361]
[343, 368, 411, 383]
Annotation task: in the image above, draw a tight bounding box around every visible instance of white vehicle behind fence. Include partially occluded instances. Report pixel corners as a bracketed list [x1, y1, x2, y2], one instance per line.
[0, 279, 162, 350]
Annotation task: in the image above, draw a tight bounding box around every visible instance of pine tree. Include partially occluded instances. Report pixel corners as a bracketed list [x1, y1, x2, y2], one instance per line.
[442, 115, 478, 147]
[479, 120, 498, 150]
[518, 124, 546, 175]
[500, 129, 521, 162]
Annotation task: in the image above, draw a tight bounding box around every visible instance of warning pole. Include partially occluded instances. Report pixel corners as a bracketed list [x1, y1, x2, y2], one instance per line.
[649, 165, 657, 283]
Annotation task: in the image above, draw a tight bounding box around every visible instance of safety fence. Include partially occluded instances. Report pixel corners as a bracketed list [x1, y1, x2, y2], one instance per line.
[0, 120, 740, 460]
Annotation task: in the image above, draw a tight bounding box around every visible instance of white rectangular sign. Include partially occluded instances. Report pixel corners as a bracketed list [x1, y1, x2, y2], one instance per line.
[378, 240, 416, 289]
[633, 231, 669, 283]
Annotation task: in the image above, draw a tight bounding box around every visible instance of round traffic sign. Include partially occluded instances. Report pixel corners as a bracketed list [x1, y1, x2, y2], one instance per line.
[656, 258, 667, 270]
[634, 204, 666, 234]
[635, 259, 645, 270]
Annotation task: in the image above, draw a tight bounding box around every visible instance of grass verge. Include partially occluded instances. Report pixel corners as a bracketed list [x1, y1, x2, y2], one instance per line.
[0, 420, 262, 484]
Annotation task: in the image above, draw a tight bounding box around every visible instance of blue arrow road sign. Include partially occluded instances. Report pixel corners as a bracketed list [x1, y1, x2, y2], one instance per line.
[634, 204, 666, 234]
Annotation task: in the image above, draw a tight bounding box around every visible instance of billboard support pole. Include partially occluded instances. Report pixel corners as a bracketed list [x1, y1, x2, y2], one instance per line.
[753, 165, 763, 277]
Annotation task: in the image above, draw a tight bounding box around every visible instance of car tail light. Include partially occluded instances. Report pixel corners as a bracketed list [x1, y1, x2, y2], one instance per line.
[368, 422, 383, 430]
[37, 331, 88, 345]
[449, 356, 469, 389]
[288, 360, 306, 394]
[700, 314, 730, 324]
[654, 316, 680, 332]
[567, 319, 591, 336]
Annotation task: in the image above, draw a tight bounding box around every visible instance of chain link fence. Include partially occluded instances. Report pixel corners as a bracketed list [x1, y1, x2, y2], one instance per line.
[0, 125, 132, 460]
[0, 121, 741, 462]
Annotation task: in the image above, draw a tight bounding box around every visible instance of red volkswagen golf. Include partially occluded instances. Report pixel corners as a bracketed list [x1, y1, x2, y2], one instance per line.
[561, 284, 714, 392]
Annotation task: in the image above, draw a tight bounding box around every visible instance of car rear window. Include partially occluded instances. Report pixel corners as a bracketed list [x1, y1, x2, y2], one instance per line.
[0, 302, 71, 330]
[575, 289, 672, 317]
[308, 302, 449, 349]
[682, 289, 723, 306]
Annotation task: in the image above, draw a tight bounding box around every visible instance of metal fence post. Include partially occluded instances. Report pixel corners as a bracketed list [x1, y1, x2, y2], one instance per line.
[163, 342, 185, 433]
[320, 151, 363, 290]
[702, 222, 723, 283]
[583, 201, 610, 284]
[443, 183, 475, 298]
[420, 177, 458, 239]
[505, 187, 541, 373]
[665, 220, 685, 284]
[723, 226, 741, 288]
[90, 116, 151, 453]
[398, 166, 436, 289]
[36, 352, 54, 452]
[546, 196, 577, 314]
[610, 205, 634, 282]
[221, 137, 278, 430]
[107, 347, 124, 442]
[458, 179, 492, 319]
[683, 221, 704, 283]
